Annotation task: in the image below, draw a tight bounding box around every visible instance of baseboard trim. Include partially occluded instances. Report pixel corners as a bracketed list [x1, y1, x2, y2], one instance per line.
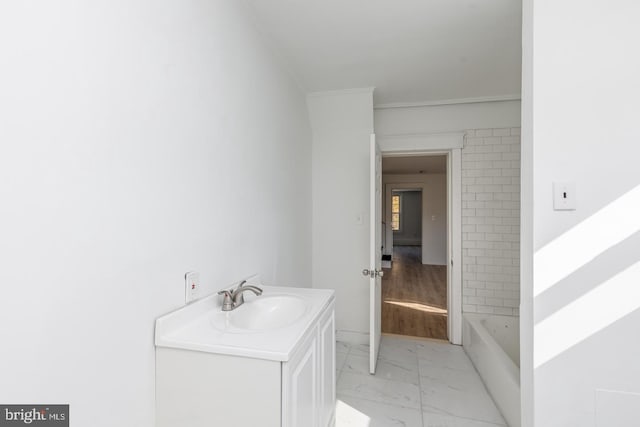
[393, 241, 422, 246]
[336, 330, 369, 345]
[422, 261, 448, 266]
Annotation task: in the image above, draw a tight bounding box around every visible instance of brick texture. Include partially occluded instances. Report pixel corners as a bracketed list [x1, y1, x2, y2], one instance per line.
[462, 128, 521, 316]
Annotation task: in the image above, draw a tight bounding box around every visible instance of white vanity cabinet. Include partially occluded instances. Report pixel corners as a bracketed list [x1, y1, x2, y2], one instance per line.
[155, 286, 335, 427]
[317, 306, 336, 427]
[282, 305, 335, 427]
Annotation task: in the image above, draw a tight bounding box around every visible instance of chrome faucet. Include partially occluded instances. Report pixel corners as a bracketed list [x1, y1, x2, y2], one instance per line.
[217, 280, 263, 311]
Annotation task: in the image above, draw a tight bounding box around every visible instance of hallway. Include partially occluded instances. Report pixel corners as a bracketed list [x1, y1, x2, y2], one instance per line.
[382, 246, 448, 340]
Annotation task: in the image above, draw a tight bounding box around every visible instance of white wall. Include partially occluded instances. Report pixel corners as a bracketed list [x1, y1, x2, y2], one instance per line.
[523, 1, 640, 426]
[383, 174, 447, 266]
[423, 175, 447, 266]
[375, 100, 521, 135]
[308, 89, 374, 343]
[0, 1, 311, 426]
[392, 191, 422, 246]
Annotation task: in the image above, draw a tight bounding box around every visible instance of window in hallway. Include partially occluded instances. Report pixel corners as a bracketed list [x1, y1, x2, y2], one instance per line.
[391, 194, 401, 231]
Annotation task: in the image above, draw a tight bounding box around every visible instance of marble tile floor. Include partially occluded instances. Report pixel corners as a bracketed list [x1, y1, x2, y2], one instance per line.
[335, 335, 507, 427]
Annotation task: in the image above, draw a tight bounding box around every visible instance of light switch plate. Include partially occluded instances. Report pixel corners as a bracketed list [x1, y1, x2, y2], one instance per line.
[553, 182, 576, 210]
[185, 271, 200, 304]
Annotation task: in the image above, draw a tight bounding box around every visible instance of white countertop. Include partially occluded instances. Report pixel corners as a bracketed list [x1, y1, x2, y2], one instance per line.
[155, 285, 335, 362]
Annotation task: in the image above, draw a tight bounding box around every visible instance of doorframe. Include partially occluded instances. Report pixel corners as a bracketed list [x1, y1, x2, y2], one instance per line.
[378, 135, 463, 345]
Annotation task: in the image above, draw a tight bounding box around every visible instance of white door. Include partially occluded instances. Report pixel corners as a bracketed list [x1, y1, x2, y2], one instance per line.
[368, 134, 383, 374]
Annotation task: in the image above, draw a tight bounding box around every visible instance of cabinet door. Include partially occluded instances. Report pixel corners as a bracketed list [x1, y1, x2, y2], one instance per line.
[318, 306, 336, 427]
[283, 331, 318, 427]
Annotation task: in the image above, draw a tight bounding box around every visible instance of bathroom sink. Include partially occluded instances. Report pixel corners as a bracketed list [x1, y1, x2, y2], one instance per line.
[211, 294, 309, 333]
[156, 284, 335, 361]
[231, 295, 309, 330]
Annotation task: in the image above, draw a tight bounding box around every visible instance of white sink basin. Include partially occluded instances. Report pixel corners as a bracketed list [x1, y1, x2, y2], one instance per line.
[231, 295, 308, 330]
[156, 284, 335, 361]
[211, 294, 309, 333]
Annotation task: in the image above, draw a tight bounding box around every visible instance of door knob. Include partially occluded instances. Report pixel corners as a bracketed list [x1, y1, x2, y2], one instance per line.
[362, 269, 384, 278]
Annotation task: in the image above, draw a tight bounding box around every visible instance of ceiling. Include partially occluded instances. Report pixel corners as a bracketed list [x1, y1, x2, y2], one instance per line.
[244, 0, 522, 105]
[382, 155, 447, 174]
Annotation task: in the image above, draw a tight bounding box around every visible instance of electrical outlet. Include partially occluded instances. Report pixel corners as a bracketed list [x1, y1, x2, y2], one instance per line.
[185, 271, 200, 304]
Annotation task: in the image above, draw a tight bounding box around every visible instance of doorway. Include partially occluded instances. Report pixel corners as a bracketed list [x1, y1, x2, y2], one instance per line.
[381, 155, 449, 340]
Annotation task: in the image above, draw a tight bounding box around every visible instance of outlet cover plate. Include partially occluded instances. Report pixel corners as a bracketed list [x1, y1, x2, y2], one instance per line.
[185, 271, 200, 304]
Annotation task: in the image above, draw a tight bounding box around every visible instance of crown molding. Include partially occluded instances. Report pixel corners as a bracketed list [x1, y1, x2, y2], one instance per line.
[306, 87, 376, 98]
[374, 94, 521, 110]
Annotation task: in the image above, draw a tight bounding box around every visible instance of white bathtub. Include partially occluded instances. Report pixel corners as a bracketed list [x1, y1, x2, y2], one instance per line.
[463, 314, 520, 427]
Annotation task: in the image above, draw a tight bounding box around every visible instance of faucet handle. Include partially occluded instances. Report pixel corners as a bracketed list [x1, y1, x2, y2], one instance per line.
[217, 290, 234, 311]
[233, 280, 248, 304]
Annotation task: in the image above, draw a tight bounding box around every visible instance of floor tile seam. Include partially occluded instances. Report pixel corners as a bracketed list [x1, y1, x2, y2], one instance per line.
[336, 392, 422, 412]
[421, 405, 500, 425]
[335, 343, 351, 380]
[335, 342, 351, 355]
[421, 396, 506, 426]
[421, 409, 507, 427]
[417, 358, 426, 427]
[416, 357, 473, 369]
[416, 343, 467, 356]
[336, 359, 345, 381]
[418, 365, 477, 377]
[415, 353, 467, 360]
[416, 371, 485, 384]
[418, 384, 489, 398]
[343, 355, 420, 385]
[419, 387, 498, 405]
[373, 353, 420, 361]
[339, 369, 422, 388]
[417, 360, 475, 369]
[354, 357, 421, 373]
[337, 343, 356, 380]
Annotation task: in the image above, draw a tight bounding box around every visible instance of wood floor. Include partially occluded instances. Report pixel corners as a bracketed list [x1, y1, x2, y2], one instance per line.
[381, 246, 448, 340]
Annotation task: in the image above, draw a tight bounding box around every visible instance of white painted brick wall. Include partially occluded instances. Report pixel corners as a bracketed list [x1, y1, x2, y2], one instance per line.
[462, 128, 521, 316]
